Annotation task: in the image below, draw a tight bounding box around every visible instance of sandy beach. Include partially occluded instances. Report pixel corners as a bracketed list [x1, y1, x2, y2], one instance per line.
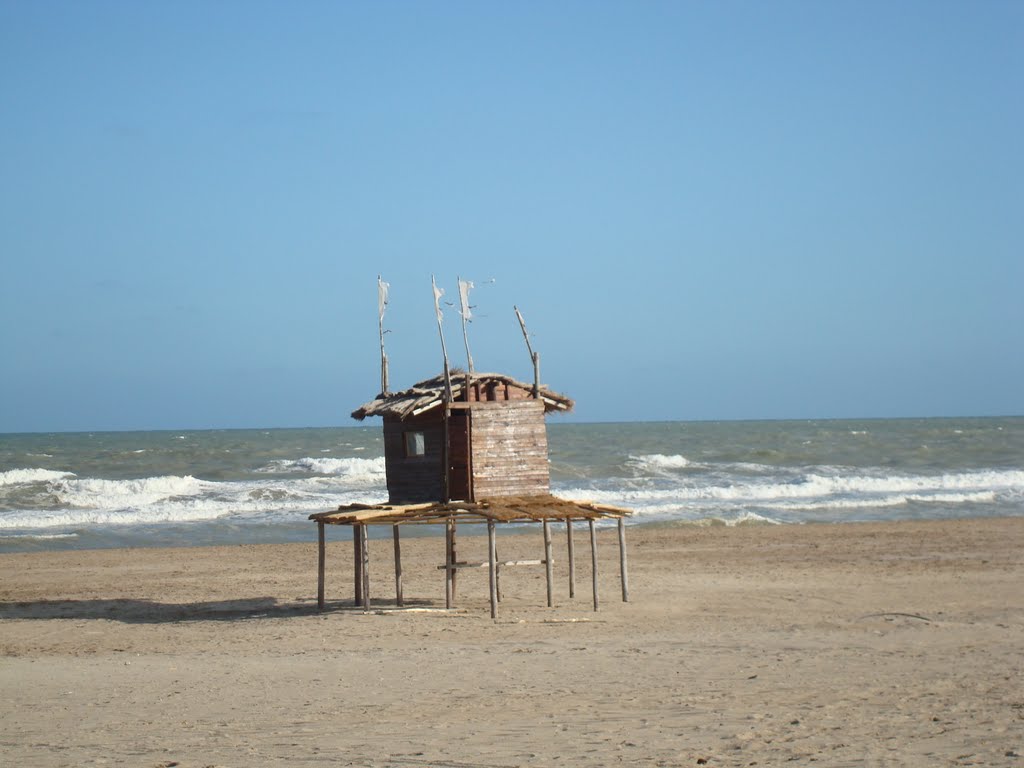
[2, 517, 1022, 767]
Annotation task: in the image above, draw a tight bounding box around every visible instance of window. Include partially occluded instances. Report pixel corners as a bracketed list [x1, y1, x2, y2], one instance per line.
[404, 431, 426, 457]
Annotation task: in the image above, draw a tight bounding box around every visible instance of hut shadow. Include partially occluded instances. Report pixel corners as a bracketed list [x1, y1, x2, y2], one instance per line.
[0, 597, 435, 624]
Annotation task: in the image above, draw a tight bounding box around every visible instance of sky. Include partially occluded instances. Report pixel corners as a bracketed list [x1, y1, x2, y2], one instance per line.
[1, 1, 1021, 432]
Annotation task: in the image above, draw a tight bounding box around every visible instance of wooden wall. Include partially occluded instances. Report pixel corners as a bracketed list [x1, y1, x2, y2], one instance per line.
[470, 400, 551, 498]
[382, 414, 444, 503]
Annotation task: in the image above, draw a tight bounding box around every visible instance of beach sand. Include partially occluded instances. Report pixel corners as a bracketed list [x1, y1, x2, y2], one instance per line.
[2, 517, 1022, 767]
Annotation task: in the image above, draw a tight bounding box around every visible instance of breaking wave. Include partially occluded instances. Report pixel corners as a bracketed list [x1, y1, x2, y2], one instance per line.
[0, 468, 76, 486]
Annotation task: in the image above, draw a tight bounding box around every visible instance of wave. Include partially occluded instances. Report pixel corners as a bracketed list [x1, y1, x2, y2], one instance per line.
[629, 454, 690, 471]
[0, 468, 388, 530]
[0, 468, 77, 486]
[254, 456, 386, 479]
[557, 468, 1024, 516]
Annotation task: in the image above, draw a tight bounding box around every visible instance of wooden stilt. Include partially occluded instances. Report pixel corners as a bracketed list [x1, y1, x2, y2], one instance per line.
[445, 519, 454, 609]
[393, 524, 403, 607]
[618, 517, 630, 603]
[495, 545, 502, 602]
[589, 519, 599, 612]
[317, 521, 326, 611]
[353, 525, 363, 606]
[451, 521, 458, 600]
[566, 518, 575, 598]
[360, 524, 370, 610]
[543, 518, 553, 608]
[488, 519, 498, 619]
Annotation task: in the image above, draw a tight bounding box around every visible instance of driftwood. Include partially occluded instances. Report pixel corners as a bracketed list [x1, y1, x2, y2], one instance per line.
[857, 612, 932, 622]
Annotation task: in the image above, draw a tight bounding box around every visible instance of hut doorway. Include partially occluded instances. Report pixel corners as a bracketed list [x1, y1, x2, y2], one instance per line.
[447, 408, 472, 501]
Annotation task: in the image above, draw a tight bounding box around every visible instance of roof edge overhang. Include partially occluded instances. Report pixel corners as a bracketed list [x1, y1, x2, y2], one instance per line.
[350, 372, 573, 421]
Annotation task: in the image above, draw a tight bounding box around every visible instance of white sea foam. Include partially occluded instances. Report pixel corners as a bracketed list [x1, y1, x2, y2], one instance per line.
[51, 475, 210, 509]
[0, 532, 79, 540]
[255, 456, 386, 479]
[629, 454, 690, 470]
[0, 468, 76, 486]
[557, 468, 1023, 516]
[693, 511, 783, 527]
[0, 467, 388, 530]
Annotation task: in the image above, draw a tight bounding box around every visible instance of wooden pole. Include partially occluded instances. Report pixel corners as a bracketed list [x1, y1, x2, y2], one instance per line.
[432, 275, 453, 403]
[378, 276, 389, 395]
[451, 521, 458, 600]
[589, 519, 599, 612]
[317, 521, 326, 611]
[393, 524, 404, 607]
[445, 519, 454, 609]
[488, 520, 498, 620]
[566, 518, 575, 598]
[543, 518, 553, 608]
[514, 305, 541, 398]
[458, 276, 474, 374]
[363, 526, 370, 609]
[353, 525, 363, 606]
[618, 517, 630, 603]
[495, 545, 502, 602]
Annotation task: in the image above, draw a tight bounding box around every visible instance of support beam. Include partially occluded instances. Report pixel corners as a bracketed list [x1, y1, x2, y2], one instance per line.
[451, 521, 458, 600]
[360, 524, 370, 611]
[566, 518, 575, 598]
[445, 518, 454, 609]
[543, 518, 553, 608]
[589, 519, 599, 612]
[317, 521, 326, 611]
[353, 525, 363, 606]
[393, 524, 404, 607]
[488, 520, 498, 620]
[618, 517, 630, 603]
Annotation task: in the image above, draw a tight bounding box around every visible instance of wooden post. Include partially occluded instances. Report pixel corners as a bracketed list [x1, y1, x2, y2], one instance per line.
[317, 521, 326, 611]
[360, 524, 370, 611]
[451, 520, 458, 600]
[353, 525, 363, 606]
[445, 519, 454, 609]
[543, 518, 553, 608]
[566, 518, 575, 598]
[378, 275, 390, 395]
[589, 519, 599, 612]
[514, 305, 541, 398]
[495, 545, 502, 602]
[393, 524, 404, 607]
[488, 520, 498, 620]
[618, 517, 630, 603]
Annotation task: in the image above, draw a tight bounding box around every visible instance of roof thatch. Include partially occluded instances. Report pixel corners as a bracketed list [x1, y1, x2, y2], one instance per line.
[351, 372, 574, 421]
[310, 495, 630, 526]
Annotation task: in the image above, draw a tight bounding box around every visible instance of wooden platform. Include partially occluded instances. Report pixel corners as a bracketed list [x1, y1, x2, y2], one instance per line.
[309, 495, 632, 618]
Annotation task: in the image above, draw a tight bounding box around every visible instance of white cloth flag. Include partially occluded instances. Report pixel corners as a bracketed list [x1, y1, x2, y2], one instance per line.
[377, 276, 389, 322]
[432, 276, 445, 324]
[458, 279, 474, 321]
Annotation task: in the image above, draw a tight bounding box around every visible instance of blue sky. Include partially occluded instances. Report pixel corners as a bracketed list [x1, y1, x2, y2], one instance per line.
[1, 1, 1021, 432]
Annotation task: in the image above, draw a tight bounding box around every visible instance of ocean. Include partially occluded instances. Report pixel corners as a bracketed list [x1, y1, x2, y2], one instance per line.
[1, 417, 1022, 552]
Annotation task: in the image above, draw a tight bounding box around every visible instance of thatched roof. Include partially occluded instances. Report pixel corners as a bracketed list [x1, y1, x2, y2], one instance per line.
[311, 495, 630, 526]
[351, 372, 574, 421]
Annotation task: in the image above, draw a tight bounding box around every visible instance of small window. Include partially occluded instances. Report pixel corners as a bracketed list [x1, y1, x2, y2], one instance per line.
[404, 431, 426, 457]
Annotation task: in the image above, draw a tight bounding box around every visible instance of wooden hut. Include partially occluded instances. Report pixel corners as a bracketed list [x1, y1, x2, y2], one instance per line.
[350, 371, 572, 504]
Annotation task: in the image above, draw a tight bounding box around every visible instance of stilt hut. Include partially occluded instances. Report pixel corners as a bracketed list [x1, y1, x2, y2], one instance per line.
[311, 281, 631, 617]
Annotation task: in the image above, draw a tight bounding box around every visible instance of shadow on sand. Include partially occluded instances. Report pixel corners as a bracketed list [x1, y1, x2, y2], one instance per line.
[0, 596, 437, 624]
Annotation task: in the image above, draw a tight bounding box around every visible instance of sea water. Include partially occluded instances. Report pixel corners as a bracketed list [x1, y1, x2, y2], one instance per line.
[1, 418, 1022, 552]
